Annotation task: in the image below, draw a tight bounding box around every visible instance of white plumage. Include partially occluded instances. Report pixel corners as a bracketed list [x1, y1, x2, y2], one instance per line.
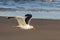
[15, 16, 34, 30]
[7, 14, 34, 30]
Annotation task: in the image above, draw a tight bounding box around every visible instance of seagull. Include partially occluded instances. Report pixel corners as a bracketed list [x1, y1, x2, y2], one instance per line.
[8, 14, 34, 30]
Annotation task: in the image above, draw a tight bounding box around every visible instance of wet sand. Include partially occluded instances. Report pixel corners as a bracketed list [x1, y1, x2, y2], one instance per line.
[0, 17, 60, 40]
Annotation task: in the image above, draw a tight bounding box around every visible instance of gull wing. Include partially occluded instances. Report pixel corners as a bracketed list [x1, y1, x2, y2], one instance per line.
[15, 16, 33, 30]
[15, 16, 26, 26]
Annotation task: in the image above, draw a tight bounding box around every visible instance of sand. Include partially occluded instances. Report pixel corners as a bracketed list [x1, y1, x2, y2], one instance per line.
[0, 17, 60, 40]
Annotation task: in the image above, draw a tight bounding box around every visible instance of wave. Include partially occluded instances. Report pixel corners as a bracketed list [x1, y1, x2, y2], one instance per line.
[0, 1, 60, 10]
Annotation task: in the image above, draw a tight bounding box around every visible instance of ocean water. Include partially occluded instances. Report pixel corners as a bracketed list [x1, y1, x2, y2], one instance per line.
[0, 1, 60, 19]
[0, 11, 60, 19]
[0, 1, 60, 10]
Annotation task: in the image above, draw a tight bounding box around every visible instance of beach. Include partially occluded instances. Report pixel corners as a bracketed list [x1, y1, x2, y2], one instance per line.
[0, 17, 60, 40]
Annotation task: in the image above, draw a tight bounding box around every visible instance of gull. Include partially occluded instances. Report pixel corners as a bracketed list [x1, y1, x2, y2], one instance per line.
[8, 14, 34, 30]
